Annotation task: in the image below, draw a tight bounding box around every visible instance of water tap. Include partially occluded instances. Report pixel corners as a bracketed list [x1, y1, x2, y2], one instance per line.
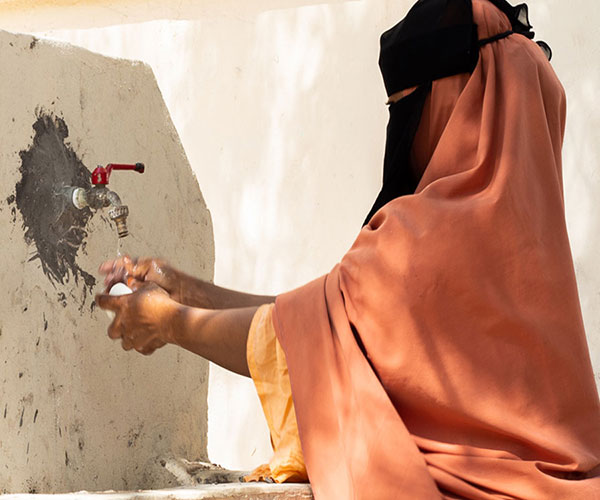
[69, 163, 145, 238]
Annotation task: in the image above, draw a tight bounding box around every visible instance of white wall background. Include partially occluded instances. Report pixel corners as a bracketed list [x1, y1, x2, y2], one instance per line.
[1, 0, 598, 471]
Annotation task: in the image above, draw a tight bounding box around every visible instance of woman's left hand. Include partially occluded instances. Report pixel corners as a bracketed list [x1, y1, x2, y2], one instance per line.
[95, 281, 181, 355]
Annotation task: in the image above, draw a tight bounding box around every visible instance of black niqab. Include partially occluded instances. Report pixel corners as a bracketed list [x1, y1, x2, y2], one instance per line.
[364, 0, 549, 226]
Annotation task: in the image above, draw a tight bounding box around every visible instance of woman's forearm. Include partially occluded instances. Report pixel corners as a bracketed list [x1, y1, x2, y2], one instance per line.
[178, 272, 275, 309]
[168, 303, 258, 377]
[98, 256, 274, 311]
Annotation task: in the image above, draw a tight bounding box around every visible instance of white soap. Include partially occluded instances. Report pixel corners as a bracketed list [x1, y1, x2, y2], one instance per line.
[106, 282, 133, 319]
[110, 282, 133, 296]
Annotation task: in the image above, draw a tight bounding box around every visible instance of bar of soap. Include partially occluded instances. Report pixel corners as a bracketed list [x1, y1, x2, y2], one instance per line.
[106, 282, 133, 319]
[110, 282, 133, 296]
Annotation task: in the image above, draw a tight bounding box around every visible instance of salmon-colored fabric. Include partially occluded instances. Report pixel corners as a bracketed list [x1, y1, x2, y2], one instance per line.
[272, 1, 600, 499]
[245, 303, 308, 483]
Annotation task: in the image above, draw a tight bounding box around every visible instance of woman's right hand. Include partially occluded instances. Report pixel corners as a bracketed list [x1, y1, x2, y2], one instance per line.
[99, 255, 274, 310]
[99, 256, 186, 304]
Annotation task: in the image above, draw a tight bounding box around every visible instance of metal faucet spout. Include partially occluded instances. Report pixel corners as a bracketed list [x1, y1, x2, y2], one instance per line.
[108, 204, 129, 239]
[106, 189, 122, 209]
[104, 189, 130, 238]
[69, 186, 130, 238]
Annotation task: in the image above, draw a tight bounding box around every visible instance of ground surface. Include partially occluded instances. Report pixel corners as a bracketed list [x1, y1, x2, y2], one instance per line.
[0, 484, 313, 500]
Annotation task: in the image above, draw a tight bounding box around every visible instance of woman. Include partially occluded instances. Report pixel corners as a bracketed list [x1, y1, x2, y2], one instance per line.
[97, 0, 600, 498]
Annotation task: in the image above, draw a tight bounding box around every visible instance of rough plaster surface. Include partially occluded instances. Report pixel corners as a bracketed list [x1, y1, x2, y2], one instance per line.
[0, 0, 598, 474]
[0, 30, 214, 493]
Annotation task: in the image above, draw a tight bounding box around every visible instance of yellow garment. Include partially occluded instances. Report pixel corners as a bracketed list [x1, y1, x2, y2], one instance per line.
[244, 303, 308, 484]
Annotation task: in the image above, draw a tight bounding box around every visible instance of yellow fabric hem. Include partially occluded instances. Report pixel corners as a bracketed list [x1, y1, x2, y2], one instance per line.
[245, 303, 308, 484]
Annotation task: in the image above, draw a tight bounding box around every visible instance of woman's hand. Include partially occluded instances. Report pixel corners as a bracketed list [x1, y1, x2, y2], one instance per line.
[96, 276, 257, 375]
[99, 256, 189, 304]
[95, 281, 181, 355]
[99, 255, 275, 310]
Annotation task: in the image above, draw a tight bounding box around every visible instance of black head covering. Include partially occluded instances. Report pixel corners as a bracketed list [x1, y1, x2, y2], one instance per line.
[363, 0, 550, 225]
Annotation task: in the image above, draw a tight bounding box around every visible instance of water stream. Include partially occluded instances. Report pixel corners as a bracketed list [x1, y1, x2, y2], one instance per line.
[116, 236, 124, 258]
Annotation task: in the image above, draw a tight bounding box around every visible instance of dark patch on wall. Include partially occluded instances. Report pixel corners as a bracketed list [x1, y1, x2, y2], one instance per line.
[29, 37, 38, 50]
[10, 112, 96, 302]
[127, 431, 140, 448]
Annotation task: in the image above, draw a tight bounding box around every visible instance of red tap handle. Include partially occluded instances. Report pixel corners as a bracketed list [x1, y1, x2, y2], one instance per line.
[92, 163, 145, 185]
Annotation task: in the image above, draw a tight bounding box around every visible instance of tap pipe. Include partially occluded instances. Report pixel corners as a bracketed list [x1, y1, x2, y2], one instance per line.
[105, 189, 123, 209]
[71, 185, 112, 210]
[109, 205, 129, 238]
[70, 186, 130, 238]
[105, 188, 130, 238]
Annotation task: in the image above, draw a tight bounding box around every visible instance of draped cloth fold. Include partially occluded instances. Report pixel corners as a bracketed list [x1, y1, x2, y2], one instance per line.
[272, 0, 600, 498]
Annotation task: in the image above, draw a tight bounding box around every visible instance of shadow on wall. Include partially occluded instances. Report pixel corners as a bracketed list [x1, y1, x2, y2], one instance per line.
[176, 1, 401, 467]
[531, 0, 600, 381]
[178, 2, 398, 295]
[563, 69, 600, 381]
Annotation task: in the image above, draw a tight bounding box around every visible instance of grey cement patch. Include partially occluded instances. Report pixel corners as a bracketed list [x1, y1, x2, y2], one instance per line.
[11, 111, 95, 302]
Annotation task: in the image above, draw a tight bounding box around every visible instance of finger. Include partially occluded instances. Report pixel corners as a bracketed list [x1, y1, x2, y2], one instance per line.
[147, 338, 166, 350]
[98, 255, 133, 275]
[107, 315, 124, 340]
[131, 328, 158, 351]
[103, 257, 150, 289]
[102, 256, 137, 287]
[121, 336, 135, 351]
[98, 260, 116, 275]
[104, 269, 123, 288]
[131, 258, 155, 282]
[138, 339, 166, 356]
[127, 277, 146, 292]
[96, 293, 123, 312]
[137, 344, 155, 356]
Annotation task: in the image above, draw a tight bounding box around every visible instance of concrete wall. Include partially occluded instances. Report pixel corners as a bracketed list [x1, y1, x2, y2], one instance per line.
[0, 0, 598, 477]
[0, 30, 214, 493]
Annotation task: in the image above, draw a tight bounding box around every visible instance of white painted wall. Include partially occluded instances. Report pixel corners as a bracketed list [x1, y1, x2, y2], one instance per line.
[1, 0, 598, 472]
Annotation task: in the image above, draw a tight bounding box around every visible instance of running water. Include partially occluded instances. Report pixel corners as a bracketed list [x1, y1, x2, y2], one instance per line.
[116, 236, 124, 258]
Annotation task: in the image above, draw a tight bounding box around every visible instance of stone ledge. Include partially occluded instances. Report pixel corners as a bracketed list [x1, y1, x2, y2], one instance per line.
[0, 484, 313, 500]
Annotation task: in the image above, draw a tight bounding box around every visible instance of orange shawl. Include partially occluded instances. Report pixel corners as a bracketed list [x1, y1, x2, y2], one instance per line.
[273, 1, 600, 498]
